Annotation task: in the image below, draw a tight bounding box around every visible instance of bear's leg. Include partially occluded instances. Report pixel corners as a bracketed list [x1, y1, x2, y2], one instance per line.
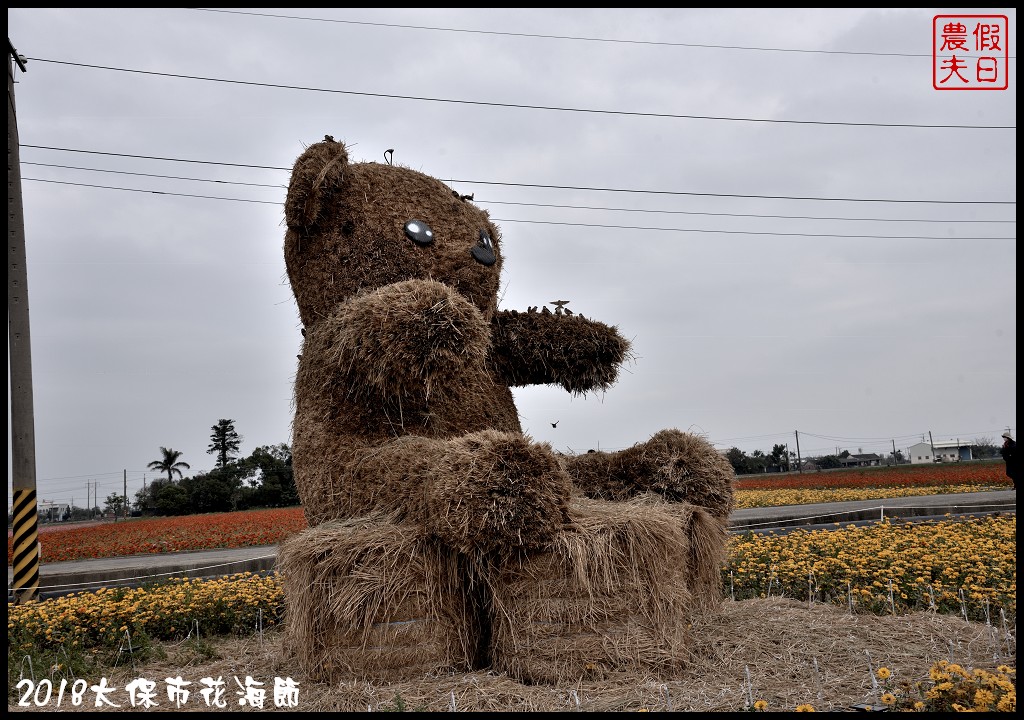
[563, 428, 735, 519]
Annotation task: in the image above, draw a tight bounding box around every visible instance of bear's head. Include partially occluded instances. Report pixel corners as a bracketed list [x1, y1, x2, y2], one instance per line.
[284, 136, 504, 329]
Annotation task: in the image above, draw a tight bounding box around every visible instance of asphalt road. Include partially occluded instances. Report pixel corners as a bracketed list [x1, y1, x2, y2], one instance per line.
[8, 490, 1015, 600]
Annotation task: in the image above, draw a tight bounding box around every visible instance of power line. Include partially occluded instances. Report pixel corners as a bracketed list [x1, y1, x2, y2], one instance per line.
[448, 179, 1016, 205]
[476, 200, 1015, 225]
[21, 145, 1016, 206]
[21, 162, 286, 188]
[490, 217, 1013, 240]
[26, 58, 1014, 131]
[20, 178, 1014, 240]
[21, 164, 1015, 223]
[189, 8, 1018, 60]
[22, 177, 280, 204]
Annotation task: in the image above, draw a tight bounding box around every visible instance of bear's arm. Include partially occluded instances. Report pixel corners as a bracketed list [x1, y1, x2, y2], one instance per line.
[310, 278, 490, 400]
[488, 309, 632, 394]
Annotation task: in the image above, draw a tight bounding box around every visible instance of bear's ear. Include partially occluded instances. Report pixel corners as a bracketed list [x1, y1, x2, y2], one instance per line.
[284, 136, 350, 229]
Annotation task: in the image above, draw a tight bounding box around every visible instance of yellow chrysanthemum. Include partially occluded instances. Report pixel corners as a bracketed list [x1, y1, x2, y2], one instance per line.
[876, 667, 892, 681]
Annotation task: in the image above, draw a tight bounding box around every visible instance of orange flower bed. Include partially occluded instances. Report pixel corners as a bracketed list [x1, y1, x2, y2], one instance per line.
[10, 507, 308, 563]
[733, 461, 1009, 491]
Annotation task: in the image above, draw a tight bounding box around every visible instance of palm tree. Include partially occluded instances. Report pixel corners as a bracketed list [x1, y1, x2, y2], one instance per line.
[147, 446, 191, 483]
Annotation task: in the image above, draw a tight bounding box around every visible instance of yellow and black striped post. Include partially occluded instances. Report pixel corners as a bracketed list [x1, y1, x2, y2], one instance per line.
[11, 488, 40, 604]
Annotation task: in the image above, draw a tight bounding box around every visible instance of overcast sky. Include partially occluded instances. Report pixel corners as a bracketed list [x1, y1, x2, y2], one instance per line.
[7, 8, 1017, 510]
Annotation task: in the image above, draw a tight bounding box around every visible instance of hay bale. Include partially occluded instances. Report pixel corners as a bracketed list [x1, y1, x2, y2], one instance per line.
[489, 497, 704, 685]
[277, 515, 476, 683]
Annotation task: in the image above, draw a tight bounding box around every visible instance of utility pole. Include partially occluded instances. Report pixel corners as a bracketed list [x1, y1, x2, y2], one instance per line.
[892, 439, 897, 465]
[928, 431, 936, 461]
[9, 40, 38, 605]
[794, 430, 803, 474]
[123, 469, 128, 520]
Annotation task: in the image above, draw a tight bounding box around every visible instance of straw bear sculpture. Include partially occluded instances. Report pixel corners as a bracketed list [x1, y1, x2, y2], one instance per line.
[278, 135, 736, 685]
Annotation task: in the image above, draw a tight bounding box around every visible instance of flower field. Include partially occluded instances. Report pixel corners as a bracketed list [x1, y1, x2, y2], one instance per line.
[733, 460, 1009, 492]
[729, 515, 1016, 621]
[10, 507, 309, 564]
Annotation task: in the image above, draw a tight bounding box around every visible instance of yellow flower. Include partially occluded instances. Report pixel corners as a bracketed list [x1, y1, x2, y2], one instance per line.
[972, 689, 995, 710]
[880, 693, 896, 706]
[795, 704, 816, 712]
[753, 700, 768, 711]
[876, 667, 892, 681]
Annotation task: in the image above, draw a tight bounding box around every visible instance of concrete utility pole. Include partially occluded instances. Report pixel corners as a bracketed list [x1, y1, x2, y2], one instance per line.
[928, 431, 936, 461]
[9, 39, 39, 605]
[794, 430, 803, 474]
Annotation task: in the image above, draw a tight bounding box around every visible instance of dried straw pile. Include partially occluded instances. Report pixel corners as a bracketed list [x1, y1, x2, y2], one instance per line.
[279, 496, 730, 686]
[489, 497, 713, 685]
[277, 515, 474, 683]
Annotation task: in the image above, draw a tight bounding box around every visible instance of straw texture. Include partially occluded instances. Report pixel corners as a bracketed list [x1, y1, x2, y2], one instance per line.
[280, 135, 736, 683]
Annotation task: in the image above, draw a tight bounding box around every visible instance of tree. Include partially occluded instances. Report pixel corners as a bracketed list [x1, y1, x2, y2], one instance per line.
[147, 447, 191, 483]
[725, 447, 748, 474]
[969, 437, 1001, 459]
[769, 444, 788, 472]
[153, 483, 190, 516]
[245, 443, 297, 508]
[208, 419, 243, 469]
[103, 492, 128, 519]
[182, 469, 238, 514]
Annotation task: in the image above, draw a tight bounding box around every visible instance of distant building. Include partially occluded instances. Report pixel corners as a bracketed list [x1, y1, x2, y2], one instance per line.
[839, 453, 882, 468]
[37, 501, 71, 522]
[907, 440, 974, 464]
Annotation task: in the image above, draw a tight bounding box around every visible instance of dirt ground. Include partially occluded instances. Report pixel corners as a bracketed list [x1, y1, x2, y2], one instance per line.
[9, 597, 1015, 713]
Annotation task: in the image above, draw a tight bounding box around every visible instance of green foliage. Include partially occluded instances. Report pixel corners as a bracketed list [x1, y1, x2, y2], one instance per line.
[182, 470, 239, 514]
[102, 492, 127, 518]
[172, 634, 218, 665]
[154, 482, 189, 516]
[135, 443, 295, 517]
[208, 418, 243, 469]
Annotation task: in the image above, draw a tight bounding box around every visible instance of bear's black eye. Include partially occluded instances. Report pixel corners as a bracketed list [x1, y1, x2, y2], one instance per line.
[471, 229, 496, 266]
[404, 220, 434, 246]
